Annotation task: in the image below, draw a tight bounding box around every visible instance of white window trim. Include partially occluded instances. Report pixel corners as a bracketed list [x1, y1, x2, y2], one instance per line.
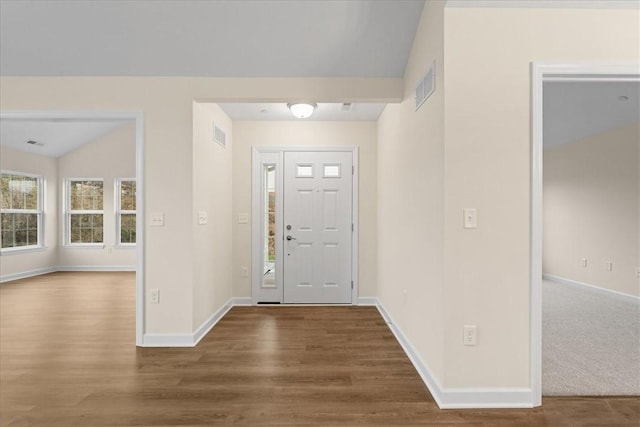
[64, 178, 105, 247]
[0, 170, 44, 253]
[115, 178, 136, 247]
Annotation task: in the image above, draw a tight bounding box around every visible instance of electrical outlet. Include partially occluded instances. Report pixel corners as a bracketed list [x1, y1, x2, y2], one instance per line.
[150, 289, 160, 304]
[636, 267, 640, 279]
[463, 325, 477, 346]
[581, 258, 587, 268]
[241, 267, 248, 278]
[198, 211, 208, 225]
[606, 261, 613, 272]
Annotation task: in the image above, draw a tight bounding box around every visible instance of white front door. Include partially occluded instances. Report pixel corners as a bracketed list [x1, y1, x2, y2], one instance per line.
[283, 151, 353, 303]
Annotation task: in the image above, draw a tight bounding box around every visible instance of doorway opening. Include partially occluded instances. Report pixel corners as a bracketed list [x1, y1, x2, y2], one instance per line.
[531, 63, 640, 405]
[0, 110, 145, 346]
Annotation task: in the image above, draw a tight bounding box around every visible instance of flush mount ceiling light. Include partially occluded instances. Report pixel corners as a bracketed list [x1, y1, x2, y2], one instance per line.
[287, 103, 317, 119]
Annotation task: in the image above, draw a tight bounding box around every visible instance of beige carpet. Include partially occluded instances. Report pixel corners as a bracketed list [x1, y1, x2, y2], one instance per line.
[542, 279, 640, 395]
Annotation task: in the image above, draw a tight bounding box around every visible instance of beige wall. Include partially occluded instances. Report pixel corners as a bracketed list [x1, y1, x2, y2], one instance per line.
[0, 77, 399, 334]
[442, 6, 639, 388]
[544, 123, 640, 297]
[232, 121, 377, 298]
[377, 0, 445, 384]
[57, 123, 136, 268]
[0, 147, 58, 279]
[192, 102, 233, 329]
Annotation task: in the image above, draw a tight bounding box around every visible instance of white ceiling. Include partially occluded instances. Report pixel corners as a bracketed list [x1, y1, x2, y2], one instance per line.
[543, 81, 640, 148]
[218, 103, 386, 121]
[0, 0, 424, 78]
[0, 119, 132, 158]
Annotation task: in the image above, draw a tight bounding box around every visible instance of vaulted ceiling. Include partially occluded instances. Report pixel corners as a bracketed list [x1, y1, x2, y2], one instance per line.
[0, 0, 425, 78]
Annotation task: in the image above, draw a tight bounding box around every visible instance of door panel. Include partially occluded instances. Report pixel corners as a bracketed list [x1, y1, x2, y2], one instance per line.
[283, 151, 352, 303]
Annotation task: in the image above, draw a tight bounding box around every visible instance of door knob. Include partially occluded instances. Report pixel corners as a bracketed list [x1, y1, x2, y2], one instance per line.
[286, 235, 296, 241]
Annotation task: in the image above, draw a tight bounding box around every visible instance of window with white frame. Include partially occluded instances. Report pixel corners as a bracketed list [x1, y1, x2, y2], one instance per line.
[66, 179, 104, 245]
[116, 179, 136, 245]
[0, 172, 43, 250]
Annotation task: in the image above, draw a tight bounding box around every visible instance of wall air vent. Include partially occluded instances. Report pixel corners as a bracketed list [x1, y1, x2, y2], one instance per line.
[213, 124, 226, 148]
[415, 61, 435, 111]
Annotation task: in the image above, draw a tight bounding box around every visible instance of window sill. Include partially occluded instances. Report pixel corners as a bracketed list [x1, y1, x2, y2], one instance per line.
[115, 244, 137, 249]
[0, 246, 48, 256]
[62, 244, 106, 250]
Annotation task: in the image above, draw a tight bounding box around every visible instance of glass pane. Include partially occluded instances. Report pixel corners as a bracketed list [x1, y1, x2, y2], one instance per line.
[120, 214, 136, 244]
[323, 164, 341, 178]
[262, 165, 276, 288]
[70, 180, 103, 211]
[24, 177, 38, 209]
[0, 212, 38, 248]
[120, 180, 136, 211]
[296, 164, 313, 178]
[70, 213, 103, 243]
[1, 174, 10, 209]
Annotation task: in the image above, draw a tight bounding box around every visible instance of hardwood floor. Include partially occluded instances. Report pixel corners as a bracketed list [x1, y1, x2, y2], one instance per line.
[1, 272, 638, 426]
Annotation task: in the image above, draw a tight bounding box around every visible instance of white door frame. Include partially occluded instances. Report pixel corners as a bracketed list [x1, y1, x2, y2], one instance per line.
[530, 62, 639, 407]
[0, 110, 145, 346]
[251, 146, 359, 304]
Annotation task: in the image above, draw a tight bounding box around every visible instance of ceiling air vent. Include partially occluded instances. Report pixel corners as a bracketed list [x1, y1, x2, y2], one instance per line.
[340, 103, 354, 111]
[213, 124, 226, 148]
[415, 61, 435, 111]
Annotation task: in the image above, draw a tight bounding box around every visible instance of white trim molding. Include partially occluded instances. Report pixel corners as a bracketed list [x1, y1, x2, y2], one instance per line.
[375, 299, 533, 409]
[543, 274, 640, 302]
[57, 265, 136, 272]
[0, 266, 57, 283]
[446, 0, 640, 9]
[530, 62, 640, 409]
[142, 298, 235, 347]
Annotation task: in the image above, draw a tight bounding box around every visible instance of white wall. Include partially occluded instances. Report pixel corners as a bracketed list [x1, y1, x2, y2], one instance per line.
[544, 123, 639, 297]
[377, 0, 445, 384]
[0, 147, 58, 280]
[192, 102, 233, 329]
[0, 76, 401, 335]
[232, 121, 377, 299]
[442, 6, 640, 388]
[57, 122, 136, 268]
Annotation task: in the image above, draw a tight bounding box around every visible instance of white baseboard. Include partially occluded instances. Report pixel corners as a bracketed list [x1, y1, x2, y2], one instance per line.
[142, 298, 235, 347]
[0, 266, 57, 283]
[375, 298, 533, 409]
[357, 296, 378, 305]
[543, 274, 639, 301]
[231, 297, 252, 306]
[142, 333, 194, 347]
[193, 299, 234, 346]
[57, 265, 136, 272]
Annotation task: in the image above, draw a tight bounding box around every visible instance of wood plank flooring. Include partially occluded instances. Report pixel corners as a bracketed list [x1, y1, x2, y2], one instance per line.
[1, 272, 638, 426]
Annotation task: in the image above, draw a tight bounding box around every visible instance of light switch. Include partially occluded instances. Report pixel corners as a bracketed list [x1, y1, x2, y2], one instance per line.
[463, 208, 477, 229]
[198, 211, 208, 225]
[238, 213, 249, 224]
[150, 212, 165, 227]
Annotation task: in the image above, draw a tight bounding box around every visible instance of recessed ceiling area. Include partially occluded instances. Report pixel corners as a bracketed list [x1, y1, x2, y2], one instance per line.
[543, 80, 640, 148]
[0, 119, 132, 158]
[0, 0, 424, 78]
[218, 103, 386, 121]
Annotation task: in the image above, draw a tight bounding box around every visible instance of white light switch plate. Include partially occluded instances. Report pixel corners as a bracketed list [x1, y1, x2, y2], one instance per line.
[463, 208, 477, 229]
[150, 212, 165, 227]
[238, 213, 249, 224]
[198, 211, 208, 225]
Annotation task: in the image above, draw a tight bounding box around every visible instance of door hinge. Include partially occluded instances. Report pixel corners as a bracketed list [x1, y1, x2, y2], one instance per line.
[351, 280, 354, 289]
[352, 165, 354, 175]
[352, 223, 354, 232]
